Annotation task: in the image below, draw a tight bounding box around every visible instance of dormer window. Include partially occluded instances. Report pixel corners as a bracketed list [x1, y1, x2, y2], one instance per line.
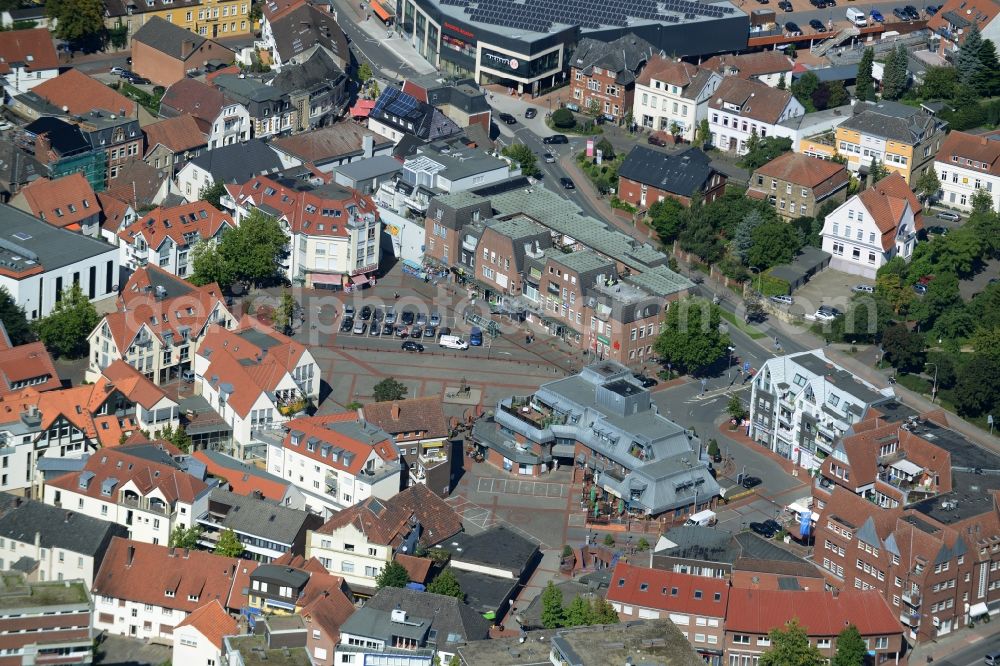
[68, 204, 76, 213]
[164, 589, 175, 597]
[187, 594, 199, 601]
[55, 208, 64, 217]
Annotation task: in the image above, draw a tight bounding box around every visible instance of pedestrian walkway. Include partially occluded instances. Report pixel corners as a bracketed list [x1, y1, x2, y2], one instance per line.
[907, 618, 999, 664]
[333, 0, 436, 77]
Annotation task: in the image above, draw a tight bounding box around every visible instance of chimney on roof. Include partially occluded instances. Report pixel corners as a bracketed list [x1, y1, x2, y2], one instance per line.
[126, 545, 136, 567]
[363, 135, 375, 158]
[391, 403, 401, 420]
[982, 136, 989, 146]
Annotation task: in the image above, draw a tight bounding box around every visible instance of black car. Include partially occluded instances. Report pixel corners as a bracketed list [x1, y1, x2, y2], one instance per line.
[749, 522, 777, 538]
[925, 225, 948, 236]
[360, 305, 372, 320]
[647, 134, 668, 147]
[372, 309, 383, 322]
[401, 341, 424, 352]
[926, 4, 938, 14]
[893, 7, 910, 19]
[543, 134, 569, 144]
[741, 476, 762, 489]
[808, 0, 825, 7]
[904, 4, 920, 18]
[763, 519, 782, 534]
[809, 18, 825, 30]
[369, 322, 382, 336]
[339, 317, 354, 333]
[914, 283, 928, 295]
[560, 177, 575, 190]
[424, 325, 436, 339]
[778, 0, 792, 9]
[635, 375, 658, 388]
[524, 107, 537, 119]
[785, 21, 801, 35]
[410, 325, 423, 339]
[499, 112, 517, 125]
[401, 310, 415, 326]
[382, 323, 394, 336]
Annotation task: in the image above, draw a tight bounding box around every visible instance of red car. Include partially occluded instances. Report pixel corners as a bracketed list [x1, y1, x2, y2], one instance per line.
[648, 133, 668, 147]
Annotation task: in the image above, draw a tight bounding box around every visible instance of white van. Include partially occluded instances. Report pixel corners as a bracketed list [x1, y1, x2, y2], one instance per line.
[439, 335, 469, 350]
[684, 510, 717, 527]
[846, 7, 867, 26]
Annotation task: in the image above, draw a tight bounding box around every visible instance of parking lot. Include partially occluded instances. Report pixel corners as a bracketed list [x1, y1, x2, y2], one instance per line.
[476, 477, 570, 498]
[785, 268, 873, 319]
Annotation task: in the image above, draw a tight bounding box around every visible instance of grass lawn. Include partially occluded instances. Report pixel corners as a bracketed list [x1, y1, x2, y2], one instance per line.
[720, 309, 766, 340]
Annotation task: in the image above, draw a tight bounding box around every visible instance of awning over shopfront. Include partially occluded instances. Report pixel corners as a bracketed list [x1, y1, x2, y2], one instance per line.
[970, 602, 990, 618]
[310, 273, 342, 285]
[349, 100, 375, 117]
[370, 0, 393, 21]
[352, 273, 370, 286]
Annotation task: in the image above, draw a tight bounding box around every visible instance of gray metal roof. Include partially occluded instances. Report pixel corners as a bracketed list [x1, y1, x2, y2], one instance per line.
[203, 488, 314, 544]
[356, 586, 492, 648]
[838, 101, 945, 144]
[334, 155, 402, 182]
[0, 493, 127, 556]
[0, 203, 117, 274]
[132, 16, 206, 59]
[187, 139, 283, 184]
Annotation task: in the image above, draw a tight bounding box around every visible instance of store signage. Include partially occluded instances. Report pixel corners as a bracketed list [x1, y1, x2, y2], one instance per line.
[443, 22, 474, 39]
[483, 51, 519, 70]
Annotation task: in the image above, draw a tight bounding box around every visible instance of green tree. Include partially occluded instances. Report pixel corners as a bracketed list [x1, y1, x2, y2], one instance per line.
[218, 208, 289, 288]
[920, 66, 958, 100]
[791, 71, 819, 112]
[826, 81, 849, 108]
[358, 62, 373, 83]
[727, 394, 746, 421]
[590, 598, 620, 624]
[731, 210, 764, 265]
[912, 272, 961, 329]
[881, 44, 910, 100]
[971, 188, 994, 215]
[977, 37, 1000, 95]
[427, 569, 463, 599]
[881, 324, 926, 372]
[868, 157, 888, 184]
[777, 72, 786, 90]
[33, 283, 98, 358]
[199, 181, 226, 209]
[373, 377, 408, 402]
[0, 287, 33, 346]
[831, 625, 867, 666]
[759, 619, 825, 666]
[214, 528, 245, 557]
[739, 136, 793, 171]
[564, 595, 594, 626]
[648, 197, 688, 243]
[552, 108, 576, 129]
[707, 438, 720, 459]
[957, 24, 986, 92]
[375, 561, 410, 589]
[501, 143, 541, 178]
[595, 138, 615, 159]
[791, 216, 823, 248]
[47, 0, 105, 42]
[915, 168, 942, 202]
[876, 270, 914, 316]
[541, 581, 565, 629]
[653, 299, 731, 374]
[678, 221, 725, 264]
[747, 220, 801, 269]
[696, 118, 712, 147]
[188, 240, 234, 290]
[168, 525, 201, 549]
[273, 291, 297, 334]
[954, 350, 1000, 416]
[855, 47, 876, 102]
[158, 424, 193, 453]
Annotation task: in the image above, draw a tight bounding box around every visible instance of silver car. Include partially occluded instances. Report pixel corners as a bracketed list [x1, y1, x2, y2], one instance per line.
[852, 284, 874, 294]
[935, 211, 961, 222]
[769, 295, 793, 306]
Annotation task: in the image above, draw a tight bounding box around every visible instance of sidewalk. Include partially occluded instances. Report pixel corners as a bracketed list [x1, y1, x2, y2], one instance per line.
[333, 0, 436, 77]
[907, 619, 998, 664]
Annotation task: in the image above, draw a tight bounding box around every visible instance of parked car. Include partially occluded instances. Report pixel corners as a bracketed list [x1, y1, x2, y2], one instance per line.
[778, 0, 792, 9]
[394, 325, 409, 337]
[814, 306, 842, 321]
[498, 112, 517, 125]
[770, 294, 793, 306]
[543, 134, 569, 144]
[401, 310, 415, 326]
[111, 66, 129, 76]
[925, 225, 949, 236]
[0, 121, 13, 131]
[543, 151, 557, 163]
[742, 476, 763, 489]
[762, 519, 782, 534]
[415, 313, 428, 326]
[410, 325, 423, 339]
[401, 341, 424, 352]
[424, 325, 436, 339]
[914, 283, 928, 295]
[870, 8, 885, 21]
[429, 313, 441, 326]
[339, 317, 354, 333]
[370, 322, 382, 336]
[343, 304, 356, 318]
[893, 7, 910, 20]
[352, 321, 367, 335]
[785, 21, 802, 35]
[756, 0, 769, 5]
[565, 103, 580, 112]
[749, 522, 776, 538]
[647, 134, 668, 147]
[852, 284, 874, 293]
[935, 211, 961, 222]
[809, 18, 825, 30]
[808, 0, 826, 7]
[372, 309, 383, 322]
[524, 107, 537, 119]
[384, 309, 397, 325]
[904, 4, 920, 19]
[360, 305, 372, 320]
[560, 177, 575, 190]
[635, 374, 658, 388]
[926, 4, 939, 14]
[382, 323, 394, 335]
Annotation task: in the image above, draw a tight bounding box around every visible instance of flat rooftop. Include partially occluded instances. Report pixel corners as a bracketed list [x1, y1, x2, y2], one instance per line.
[226, 635, 312, 666]
[907, 419, 1000, 472]
[0, 204, 116, 275]
[552, 619, 703, 666]
[0, 575, 89, 609]
[911, 471, 1000, 525]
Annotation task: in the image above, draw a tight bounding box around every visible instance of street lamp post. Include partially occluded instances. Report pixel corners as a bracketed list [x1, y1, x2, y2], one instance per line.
[926, 362, 938, 404]
[727, 345, 736, 379]
[748, 266, 763, 295]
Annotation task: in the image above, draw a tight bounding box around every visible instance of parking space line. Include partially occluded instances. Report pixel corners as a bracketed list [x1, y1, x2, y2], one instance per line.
[547, 484, 564, 498]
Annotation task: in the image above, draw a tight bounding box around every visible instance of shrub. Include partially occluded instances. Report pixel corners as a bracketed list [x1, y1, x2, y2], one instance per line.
[757, 273, 790, 297]
[552, 108, 576, 129]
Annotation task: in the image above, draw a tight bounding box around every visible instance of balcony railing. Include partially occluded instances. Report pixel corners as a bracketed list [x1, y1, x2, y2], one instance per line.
[902, 590, 921, 607]
[899, 611, 920, 627]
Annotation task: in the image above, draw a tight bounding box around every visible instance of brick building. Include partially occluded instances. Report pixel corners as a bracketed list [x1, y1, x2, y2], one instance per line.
[746, 152, 850, 220]
[617, 146, 726, 210]
[568, 34, 653, 122]
[131, 17, 236, 87]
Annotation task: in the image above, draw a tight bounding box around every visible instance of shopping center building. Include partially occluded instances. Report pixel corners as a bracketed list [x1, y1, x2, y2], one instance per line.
[394, 0, 749, 95]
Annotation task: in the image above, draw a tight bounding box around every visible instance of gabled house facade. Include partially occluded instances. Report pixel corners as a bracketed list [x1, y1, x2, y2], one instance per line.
[567, 34, 653, 122]
[708, 77, 804, 155]
[361, 397, 452, 496]
[160, 78, 251, 150]
[746, 152, 850, 220]
[632, 56, 721, 141]
[117, 199, 235, 276]
[10, 172, 102, 237]
[932, 130, 1000, 212]
[0, 28, 59, 96]
[260, 1, 349, 72]
[142, 114, 208, 179]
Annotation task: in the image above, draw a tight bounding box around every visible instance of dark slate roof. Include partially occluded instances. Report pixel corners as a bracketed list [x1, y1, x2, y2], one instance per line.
[448, 568, 519, 615]
[618, 146, 717, 196]
[442, 525, 539, 574]
[269, 3, 349, 68]
[23, 117, 91, 156]
[207, 488, 317, 544]
[132, 16, 206, 60]
[269, 48, 346, 95]
[0, 493, 127, 556]
[569, 34, 654, 85]
[372, 87, 462, 142]
[362, 586, 492, 649]
[187, 139, 283, 184]
[838, 101, 945, 144]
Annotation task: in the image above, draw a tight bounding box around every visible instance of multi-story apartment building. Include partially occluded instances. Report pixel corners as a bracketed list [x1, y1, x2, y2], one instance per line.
[617, 146, 726, 209]
[43, 447, 210, 546]
[748, 349, 895, 470]
[0, 493, 127, 588]
[265, 413, 404, 517]
[834, 101, 948, 185]
[195, 319, 319, 457]
[361, 397, 453, 497]
[85, 265, 234, 385]
[567, 34, 653, 122]
[223, 174, 381, 288]
[821, 172, 923, 279]
[270, 50, 351, 133]
[0, 28, 59, 97]
[160, 79, 252, 150]
[746, 152, 850, 220]
[0, 571, 94, 665]
[708, 77, 804, 155]
[422, 192, 492, 270]
[306, 484, 462, 592]
[701, 50, 794, 88]
[933, 130, 1000, 211]
[724, 589, 903, 662]
[632, 56, 720, 141]
[607, 561, 727, 665]
[926, 0, 1000, 57]
[213, 73, 296, 138]
[91, 538, 255, 642]
[142, 114, 208, 180]
[11, 172, 102, 237]
[473, 361, 718, 518]
[259, 0, 349, 72]
[117, 200, 234, 276]
[104, 0, 252, 40]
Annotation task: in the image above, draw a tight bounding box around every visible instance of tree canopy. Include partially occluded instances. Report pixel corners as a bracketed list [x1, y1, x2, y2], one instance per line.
[375, 561, 410, 589]
[739, 134, 793, 171]
[426, 569, 463, 599]
[855, 47, 876, 102]
[541, 582, 565, 629]
[373, 377, 408, 402]
[881, 44, 910, 101]
[169, 525, 201, 549]
[0, 287, 33, 346]
[831, 625, 867, 666]
[747, 220, 802, 269]
[199, 181, 226, 209]
[214, 528, 245, 557]
[501, 143, 541, 178]
[33, 283, 98, 359]
[47, 0, 105, 43]
[218, 209, 289, 289]
[759, 619, 825, 666]
[653, 299, 731, 374]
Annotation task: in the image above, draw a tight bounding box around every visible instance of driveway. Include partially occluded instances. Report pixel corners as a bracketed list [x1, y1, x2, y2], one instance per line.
[785, 267, 871, 319]
[94, 635, 171, 666]
[959, 257, 1000, 300]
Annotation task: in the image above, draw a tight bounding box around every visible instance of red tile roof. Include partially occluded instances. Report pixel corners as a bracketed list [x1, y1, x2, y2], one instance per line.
[361, 396, 449, 441]
[606, 562, 728, 616]
[726, 589, 900, 636]
[0, 340, 59, 396]
[636, 56, 709, 89]
[15, 173, 98, 228]
[395, 553, 433, 584]
[315, 483, 462, 547]
[280, 412, 398, 476]
[753, 152, 850, 190]
[47, 446, 208, 505]
[0, 28, 58, 75]
[142, 114, 208, 156]
[224, 175, 376, 239]
[32, 69, 137, 117]
[175, 599, 239, 648]
[927, 0, 1000, 45]
[161, 78, 232, 124]
[97, 192, 133, 236]
[709, 77, 796, 125]
[702, 51, 793, 80]
[856, 172, 924, 250]
[300, 585, 355, 644]
[93, 538, 258, 614]
[118, 199, 233, 250]
[193, 451, 291, 501]
[935, 130, 1000, 176]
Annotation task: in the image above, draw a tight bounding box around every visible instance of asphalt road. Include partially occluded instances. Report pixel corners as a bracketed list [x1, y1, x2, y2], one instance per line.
[934, 633, 1000, 666]
[756, 0, 939, 36]
[332, 0, 427, 82]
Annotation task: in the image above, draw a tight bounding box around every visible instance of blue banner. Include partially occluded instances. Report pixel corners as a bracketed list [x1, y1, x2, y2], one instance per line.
[799, 510, 812, 538]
